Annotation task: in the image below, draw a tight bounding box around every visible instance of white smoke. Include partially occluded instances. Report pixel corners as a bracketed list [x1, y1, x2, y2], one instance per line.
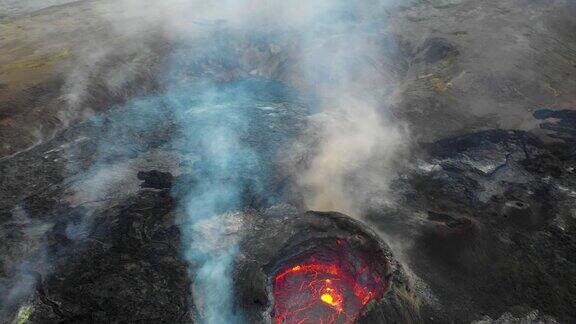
[0, 207, 52, 319]
[297, 96, 407, 215]
[52, 1, 409, 323]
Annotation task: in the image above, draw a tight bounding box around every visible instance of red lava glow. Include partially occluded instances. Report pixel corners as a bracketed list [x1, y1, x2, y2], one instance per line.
[273, 241, 387, 324]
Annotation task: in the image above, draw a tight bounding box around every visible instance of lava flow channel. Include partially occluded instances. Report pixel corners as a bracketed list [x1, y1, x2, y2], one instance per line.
[273, 250, 387, 324]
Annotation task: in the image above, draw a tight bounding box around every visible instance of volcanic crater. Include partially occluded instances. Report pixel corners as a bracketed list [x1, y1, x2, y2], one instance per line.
[234, 210, 419, 324]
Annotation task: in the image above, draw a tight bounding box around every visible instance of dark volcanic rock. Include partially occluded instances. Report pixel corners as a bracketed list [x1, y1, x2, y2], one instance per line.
[27, 189, 191, 323]
[138, 170, 174, 190]
[418, 37, 459, 64]
[1, 0, 576, 323]
[368, 128, 576, 323]
[3, 115, 575, 323]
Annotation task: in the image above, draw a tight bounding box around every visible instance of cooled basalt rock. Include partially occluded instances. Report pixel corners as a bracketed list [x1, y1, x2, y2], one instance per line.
[235, 208, 421, 323]
[137, 170, 174, 190]
[502, 200, 535, 227]
[369, 127, 576, 322]
[473, 310, 559, 324]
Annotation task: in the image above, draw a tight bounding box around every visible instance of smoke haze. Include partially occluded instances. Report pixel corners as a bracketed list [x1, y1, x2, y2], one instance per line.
[1, 0, 409, 322]
[73, 1, 408, 322]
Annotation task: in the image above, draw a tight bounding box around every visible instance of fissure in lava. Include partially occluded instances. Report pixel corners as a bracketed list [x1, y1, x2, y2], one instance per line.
[272, 240, 387, 324]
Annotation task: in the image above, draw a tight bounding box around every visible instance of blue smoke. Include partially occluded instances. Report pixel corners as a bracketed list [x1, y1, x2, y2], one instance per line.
[56, 2, 399, 322]
[3, 1, 404, 322]
[78, 38, 309, 321]
[163, 48, 308, 322]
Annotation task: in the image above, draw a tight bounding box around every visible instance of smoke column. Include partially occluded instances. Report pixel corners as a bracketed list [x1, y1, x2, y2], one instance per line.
[6, 0, 408, 322]
[163, 1, 407, 319]
[287, 2, 408, 216]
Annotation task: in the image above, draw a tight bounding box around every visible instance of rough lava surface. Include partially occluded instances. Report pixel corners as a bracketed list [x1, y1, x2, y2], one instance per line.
[1, 0, 576, 323]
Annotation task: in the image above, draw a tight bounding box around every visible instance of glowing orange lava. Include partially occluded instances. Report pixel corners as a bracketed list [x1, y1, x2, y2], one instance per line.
[273, 241, 387, 324]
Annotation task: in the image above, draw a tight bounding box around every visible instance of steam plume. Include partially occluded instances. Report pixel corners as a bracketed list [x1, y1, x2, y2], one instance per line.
[75, 1, 408, 322]
[2, 0, 409, 322]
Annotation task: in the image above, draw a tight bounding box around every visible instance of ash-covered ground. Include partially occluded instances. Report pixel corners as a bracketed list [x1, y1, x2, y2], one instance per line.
[1, 0, 576, 323]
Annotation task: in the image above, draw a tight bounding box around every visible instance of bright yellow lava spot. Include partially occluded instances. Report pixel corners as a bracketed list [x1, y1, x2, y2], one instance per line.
[321, 293, 335, 305]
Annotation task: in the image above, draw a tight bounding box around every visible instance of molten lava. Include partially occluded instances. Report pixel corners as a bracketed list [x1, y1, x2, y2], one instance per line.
[273, 241, 387, 324]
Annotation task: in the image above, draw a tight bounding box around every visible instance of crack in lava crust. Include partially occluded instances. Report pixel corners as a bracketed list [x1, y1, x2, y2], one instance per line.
[273, 240, 388, 324]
